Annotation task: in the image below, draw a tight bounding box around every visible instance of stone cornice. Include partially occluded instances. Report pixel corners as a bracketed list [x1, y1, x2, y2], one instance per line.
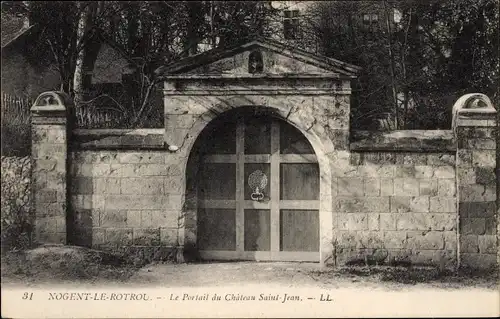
[163, 76, 352, 95]
[71, 129, 165, 150]
[163, 89, 352, 96]
[164, 73, 356, 80]
[350, 130, 456, 152]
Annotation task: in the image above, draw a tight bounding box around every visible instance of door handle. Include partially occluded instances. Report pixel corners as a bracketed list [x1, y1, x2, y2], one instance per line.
[251, 192, 265, 201]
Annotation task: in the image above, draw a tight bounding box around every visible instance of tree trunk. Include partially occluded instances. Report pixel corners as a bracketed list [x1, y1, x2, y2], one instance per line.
[402, 88, 410, 129]
[383, 0, 399, 130]
[132, 81, 156, 127]
[184, 1, 203, 56]
[73, 3, 100, 107]
[73, 2, 93, 107]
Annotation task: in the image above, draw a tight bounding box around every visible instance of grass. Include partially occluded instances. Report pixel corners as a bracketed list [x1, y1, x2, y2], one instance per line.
[1, 245, 140, 285]
[306, 264, 499, 289]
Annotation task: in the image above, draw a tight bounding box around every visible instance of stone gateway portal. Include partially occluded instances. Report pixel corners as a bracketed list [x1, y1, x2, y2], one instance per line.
[191, 110, 320, 261]
[30, 37, 498, 270]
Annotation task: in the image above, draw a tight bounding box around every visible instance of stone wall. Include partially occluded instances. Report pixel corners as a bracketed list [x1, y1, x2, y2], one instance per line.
[331, 150, 458, 268]
[68, 149, 184, 261]
[66, 129, 466, 268]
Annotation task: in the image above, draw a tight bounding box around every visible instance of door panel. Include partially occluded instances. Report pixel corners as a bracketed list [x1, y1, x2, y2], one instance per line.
[244, 117, 271, 154]
[280, 163, 319, 200]
[199, 163, 236, 200]
[201, 122, 236, 154]
[280, 209, 319, 252]
[244, 209, 271, 251]
[280, 123, 315, 154]
[197, 208, 236, 250]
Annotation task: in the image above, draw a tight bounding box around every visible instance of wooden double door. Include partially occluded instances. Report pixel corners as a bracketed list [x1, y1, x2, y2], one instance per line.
[196, 112, 320, 261]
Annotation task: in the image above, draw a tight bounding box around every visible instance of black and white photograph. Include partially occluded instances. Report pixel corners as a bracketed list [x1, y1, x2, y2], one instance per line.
[1, 1, 499, 318]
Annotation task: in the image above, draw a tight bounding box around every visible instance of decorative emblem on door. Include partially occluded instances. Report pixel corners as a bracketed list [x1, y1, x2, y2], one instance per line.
[248, 170, 267, 201]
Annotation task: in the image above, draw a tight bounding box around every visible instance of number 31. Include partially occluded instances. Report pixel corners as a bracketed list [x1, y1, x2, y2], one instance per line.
[22, 292, 33, 300]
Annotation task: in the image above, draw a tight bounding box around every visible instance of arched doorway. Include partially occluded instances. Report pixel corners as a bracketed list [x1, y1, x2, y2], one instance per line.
[188, 108, 320, 261]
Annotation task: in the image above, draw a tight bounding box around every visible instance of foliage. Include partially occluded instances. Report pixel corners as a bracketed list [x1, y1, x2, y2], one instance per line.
[308, 0, 499, 129]
[98, 1, 280, 127]
[0, 118, 31, 157]
[1, 1, 497, 129]
[396, 0, 499, 128]
[1, 156, 32, 252]
[1, 1, 280, 128]
[0, 94, 32, 157]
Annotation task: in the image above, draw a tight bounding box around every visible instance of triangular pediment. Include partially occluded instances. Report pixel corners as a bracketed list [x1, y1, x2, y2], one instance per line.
[160, 37, 361, 78]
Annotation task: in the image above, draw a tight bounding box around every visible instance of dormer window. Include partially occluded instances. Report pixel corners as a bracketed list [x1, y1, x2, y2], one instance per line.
[363, 13, 379, 31]
[283, 10, 299, 40]
[248, 50, 263, 74]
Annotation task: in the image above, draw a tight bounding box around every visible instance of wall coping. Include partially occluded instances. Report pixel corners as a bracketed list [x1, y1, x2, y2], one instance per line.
[350, 130, 456, 152]
[31, 104, 66, 113]
[73, 129, 164, 136]
[72, 128, 457, 153]
[71, 129, 165, 150]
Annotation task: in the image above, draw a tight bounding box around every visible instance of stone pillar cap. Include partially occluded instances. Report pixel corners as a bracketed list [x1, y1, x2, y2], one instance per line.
[31, 91, 74, 113]
[452, 93, 497, 128]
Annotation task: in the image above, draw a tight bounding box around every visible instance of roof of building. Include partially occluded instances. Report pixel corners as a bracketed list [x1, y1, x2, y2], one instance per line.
[1, 23, 138, 71]
[1, 23, 36, 49]
[1, 13, 27, 47]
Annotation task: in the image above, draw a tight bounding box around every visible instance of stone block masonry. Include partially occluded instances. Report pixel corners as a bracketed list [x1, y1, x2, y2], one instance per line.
[333, 151, 458, 268]
[30, 92, 72, 245]
[69, 150, 184, 261]
[454, 93, 498, 269]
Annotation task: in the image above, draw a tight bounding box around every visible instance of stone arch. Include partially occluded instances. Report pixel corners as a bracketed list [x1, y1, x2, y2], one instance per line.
[179, 103, 334, 265]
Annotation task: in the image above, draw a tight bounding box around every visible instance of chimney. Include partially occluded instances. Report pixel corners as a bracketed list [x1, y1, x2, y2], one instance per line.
[22, 16, 29, 29]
